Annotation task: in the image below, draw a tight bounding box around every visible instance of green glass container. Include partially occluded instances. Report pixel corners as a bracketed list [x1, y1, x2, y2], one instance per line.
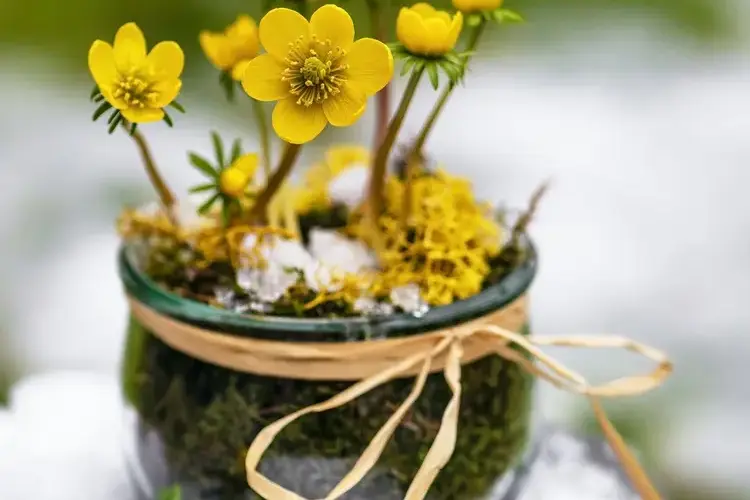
[121, 239, 538, 500]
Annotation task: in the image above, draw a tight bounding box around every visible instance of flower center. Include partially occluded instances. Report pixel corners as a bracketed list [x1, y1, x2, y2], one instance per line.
[282, 36, 348, 107]
[112, 74, 158, 109]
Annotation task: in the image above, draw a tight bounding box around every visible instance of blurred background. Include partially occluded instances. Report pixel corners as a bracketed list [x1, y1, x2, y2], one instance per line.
[1, 0, 748, 498]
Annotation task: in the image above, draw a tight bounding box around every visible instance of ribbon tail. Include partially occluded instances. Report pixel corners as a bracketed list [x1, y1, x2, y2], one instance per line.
[404, 341, 464, 500]
[589, 396, 662, 500]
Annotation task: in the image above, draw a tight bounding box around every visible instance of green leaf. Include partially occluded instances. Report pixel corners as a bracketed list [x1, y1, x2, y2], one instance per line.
[495, 9, 524, 24]
[158, 485, 182, 500]
[426, 63, 440, 90]
[107, 110, 120, 124]
[129, 122, 138, 136]
[89, 85, 100, 101]
[92, 102, 112, 121]
[93, 94, 105, 103]
[230, 138, 242, 163]
[467, 13, 482, 27]
[163, 112, 174, 127]
[189, 183, 216, 194]
[400, 58, 415, 76]
[211, 131, 225, 169]
[108, 114, 122, 134]
[170, 101, 186, 113]
[189, 153, 219, 179]
[198, 193, 221, 215]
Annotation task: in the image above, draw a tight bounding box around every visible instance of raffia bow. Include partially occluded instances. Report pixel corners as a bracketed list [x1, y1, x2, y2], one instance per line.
[128, 295, 672, 500]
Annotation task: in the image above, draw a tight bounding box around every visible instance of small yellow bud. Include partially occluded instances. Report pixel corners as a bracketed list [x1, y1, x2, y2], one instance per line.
[452, 0, 503, 13]
[396, 3, 463, 57]
[220, 167, 250, 197]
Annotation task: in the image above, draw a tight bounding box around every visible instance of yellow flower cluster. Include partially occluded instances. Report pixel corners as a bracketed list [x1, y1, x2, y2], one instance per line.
[350, 170, 502, 306]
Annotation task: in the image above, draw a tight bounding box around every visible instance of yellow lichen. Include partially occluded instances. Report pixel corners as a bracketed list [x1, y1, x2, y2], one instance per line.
[350, 170, 502, 306]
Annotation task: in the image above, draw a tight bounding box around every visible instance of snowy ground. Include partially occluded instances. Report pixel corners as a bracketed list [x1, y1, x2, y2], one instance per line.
[2, 21, 750, 497]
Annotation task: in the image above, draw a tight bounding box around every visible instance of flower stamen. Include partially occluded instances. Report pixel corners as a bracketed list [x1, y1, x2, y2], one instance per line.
[281, 37, 349, 107]
[112, 73, 157, 109]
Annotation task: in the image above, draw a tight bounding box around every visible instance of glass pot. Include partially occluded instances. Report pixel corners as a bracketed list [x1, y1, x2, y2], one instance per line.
[120, 239, 538, 500]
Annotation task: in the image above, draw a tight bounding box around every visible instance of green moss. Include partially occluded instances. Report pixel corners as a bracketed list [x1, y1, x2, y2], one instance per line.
[125, 325, 534, 499]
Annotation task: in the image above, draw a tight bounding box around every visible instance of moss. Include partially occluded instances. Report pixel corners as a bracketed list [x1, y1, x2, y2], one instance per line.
[126, 324, 534, 499]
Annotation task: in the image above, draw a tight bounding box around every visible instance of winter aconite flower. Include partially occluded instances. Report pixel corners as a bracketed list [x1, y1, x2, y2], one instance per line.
[396, 3, 463, 57]
[452, 0, 503, 13]
[241, 5, 394, 144]
[200, 15, 260, 81]
[220, 153, 258, 198]
[88, 23, 184, 123]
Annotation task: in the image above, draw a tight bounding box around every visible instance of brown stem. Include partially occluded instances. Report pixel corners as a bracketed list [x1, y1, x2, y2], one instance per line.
[249, 142, 302, 222]
[126, 124, 177, 222]
[367, 0, 390, 152]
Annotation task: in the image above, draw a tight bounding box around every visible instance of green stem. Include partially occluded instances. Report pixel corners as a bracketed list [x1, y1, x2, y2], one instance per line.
[249, 142, 302, 221]
[368, 67, 424, 225]
[412, 21, 487, 155]
[126, 124, 177, 220]
[252, 99, 272, 179]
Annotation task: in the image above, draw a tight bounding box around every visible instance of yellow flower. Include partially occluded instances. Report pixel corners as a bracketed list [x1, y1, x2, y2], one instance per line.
[219, 153, 258, 197]
[452, 0, 503, 13]
[396, 3, 463, 57]
[241, 5, 394, 145]
[88, 23, 184, 124]
[297, 145, 370, 212]
[199, 15, 260, 81]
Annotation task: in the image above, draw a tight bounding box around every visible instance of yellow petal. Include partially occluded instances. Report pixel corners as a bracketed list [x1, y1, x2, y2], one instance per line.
[310, 4, 354, 51]
[325, 145, 370, 175]
[322, 84, 366, 127]
[259, 8, 310, 61]
[272, 98, 327, 144]
[220, 167, 251, 197]
[146, 41, 185, 80]
[424, 18, 451, 54]
[230, 59, 252, 81]
[397, 8, 429, 55]
[199, 32, 233, 70]
[121, 107, 165, 124]
[114, 22, 147, 72]
[241, 53, 288, 101]
[447, 13, 463, 51]
[228, 15, 260, 60]
[345, 38, 393, 95]
[151, 79, 182, 107]
[88, 40, 118, 89]
[410, 3, 439, 17]
[233, 153, 259, 176]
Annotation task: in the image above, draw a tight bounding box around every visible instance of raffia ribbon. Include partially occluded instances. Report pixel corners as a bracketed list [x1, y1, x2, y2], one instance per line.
[128, 295, 672, 500]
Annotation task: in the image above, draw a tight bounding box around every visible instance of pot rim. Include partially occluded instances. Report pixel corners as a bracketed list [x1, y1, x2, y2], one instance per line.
[118, 237, 537, 338]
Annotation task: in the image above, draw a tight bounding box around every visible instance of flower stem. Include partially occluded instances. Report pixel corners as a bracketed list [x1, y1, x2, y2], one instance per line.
[412, 21, 487, 156]
[252, 99, 272, 179]
[367, 67, 425, 234]
[249, 142, 302, 222]
[366, 0, 390, 152]
[125, 123, 177, 223]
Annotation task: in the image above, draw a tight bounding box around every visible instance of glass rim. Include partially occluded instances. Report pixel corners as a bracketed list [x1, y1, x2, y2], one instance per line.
[118, 237, 537, 337]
